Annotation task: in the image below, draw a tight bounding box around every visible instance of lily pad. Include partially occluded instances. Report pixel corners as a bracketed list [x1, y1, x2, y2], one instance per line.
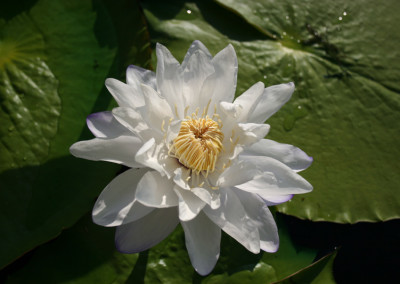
[0, 0, 151, 269]
[142, 0, 400, 223]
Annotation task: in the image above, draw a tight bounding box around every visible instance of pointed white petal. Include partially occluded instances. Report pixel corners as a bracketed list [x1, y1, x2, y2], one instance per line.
[181, 49, 214, 112]
[86, 111, 130, 138]
[156, 43, 184, 118]
[105, 78, 143, 109]
[236, 156, 313, 196]
[234, 189, 279, 252]
[237, 123, 270, 146]
[181, 212, 221, 276]
[141, 84, 174, 131]
[217, 160, 259, 188]
[70, 136, 143, 168]
[234, 82, 265, 122]
[135, 171, 178, 208]
[135, 138, 179, 178]
[181, 40, 212, 70]
[248, 82, 295, 123]
[261, 194, 294, 206]
[199, 44, 238, 110]
[92, 168, 154, 226]
[191, 187, 220, 209]
[204, 189, 260, 254]
[112, 107, 153, 141]
[242, 139, 313, 172]
[126, 65, 156, 90]
[115, 207, 179, 253]
[174, 186, 206, 221]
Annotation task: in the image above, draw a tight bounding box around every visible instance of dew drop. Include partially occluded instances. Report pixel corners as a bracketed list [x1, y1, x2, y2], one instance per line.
[339, 16, 343, 21]
[263, 75, 267, 79]
[343, 11, 347, 16]
[186, 9, 192, 14]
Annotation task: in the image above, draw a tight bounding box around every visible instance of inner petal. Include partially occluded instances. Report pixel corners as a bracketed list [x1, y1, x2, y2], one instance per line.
[171, 117, 224, 173]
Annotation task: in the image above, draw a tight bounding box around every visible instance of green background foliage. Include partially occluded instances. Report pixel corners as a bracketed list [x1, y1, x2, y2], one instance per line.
[0, 0, 399, 282]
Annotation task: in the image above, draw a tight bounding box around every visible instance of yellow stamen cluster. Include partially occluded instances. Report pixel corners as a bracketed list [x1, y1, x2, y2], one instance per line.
[172, 117, 224, 174]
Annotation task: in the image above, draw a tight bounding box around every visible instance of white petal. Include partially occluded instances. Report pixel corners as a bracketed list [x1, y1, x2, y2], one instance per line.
[156, 43, 184, 117]
[86, 111, 129, 138]
[204, 189, 260, 254]
[236, 156, 313, 197]
[140, 84, 174, 131]
[233, 189, 279, 252]
[191, 187, 220, 209]
[92, 168, 154, 226]
[174, 186, 206, 221]
[181, 212, 221, 276]
[105, 78, 142, 109]
[135, 171, 178, 208]
[261, 194, 294, 206]
[237, 123, 270, 146]
[126, 65, 156, 90]
[112, 107, 152, 141]
[199, 44, 238, 110]
[217, 160, 259, 188]
[242, 139, 313, 172]
[181, 40, 212, 70]
[70, 136, 143, 168]
[181, 49, 214, 112]
[115, 207, 179, 253]
[135, 138, 179, 178]
[248, 82, 295, 123]
[233, 82, 265, 122]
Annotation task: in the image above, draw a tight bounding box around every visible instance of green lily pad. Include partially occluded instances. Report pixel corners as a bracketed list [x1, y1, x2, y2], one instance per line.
[4, 213, 138, 284]
[142, 0, 400, 223]
[275, 251, 337, 284]
[0, 0, 151, 269]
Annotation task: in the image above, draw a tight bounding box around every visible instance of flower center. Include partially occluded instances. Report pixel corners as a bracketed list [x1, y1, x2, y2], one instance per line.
[172, 117, 224, 173]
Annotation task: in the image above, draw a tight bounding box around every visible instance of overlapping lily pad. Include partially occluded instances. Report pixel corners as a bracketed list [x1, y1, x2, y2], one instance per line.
[142, 0, 400, 223]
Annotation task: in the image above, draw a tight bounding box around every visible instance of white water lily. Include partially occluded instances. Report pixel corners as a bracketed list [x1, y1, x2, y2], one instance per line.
[70, 41, 313, 275]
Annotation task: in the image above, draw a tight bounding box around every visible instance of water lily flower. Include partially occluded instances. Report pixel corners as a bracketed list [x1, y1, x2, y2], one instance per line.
[70, 41, 313, 275]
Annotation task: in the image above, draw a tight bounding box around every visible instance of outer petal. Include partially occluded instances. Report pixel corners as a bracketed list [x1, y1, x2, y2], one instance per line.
[112, 107, 153, 141]
[247, 82, 295, 123]
[233, 82, 265, 122]
[217, 160, 259, 188]
[181, 40, 212, 70]
[140, 84, 174, 131]
[236, 123, 270, 146]
[234, 189, 279, 252]
[181, 49, 214, 114]
[105, 78, 143, 109]
[115, 207, 179, 253]
[236, 156, 313, 197]
[204, 188, 260, 254]
[174, 186, 206, 221]
[199, 44, 238, 111]
[70, 136, 144, 168]
[92, 168, 154, 227]
[242, 139, 313, 172]
[156, 43, 184, 117]
[86, 111, 129, 138]
[126, 65, 157, 90]
[135, 171, 178, 208]
[181, 211, 221, 276]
